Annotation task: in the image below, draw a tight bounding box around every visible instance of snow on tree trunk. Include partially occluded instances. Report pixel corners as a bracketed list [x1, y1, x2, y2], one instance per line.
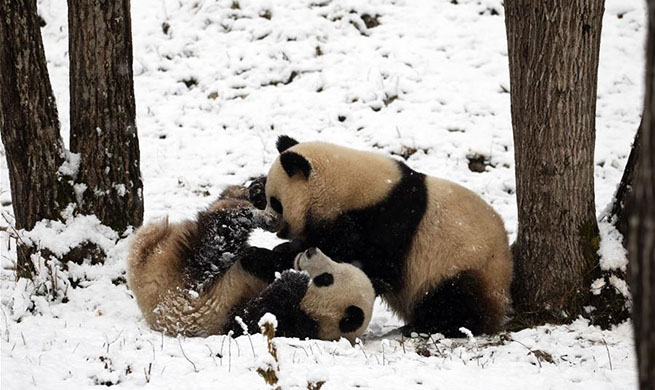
[68, 0, 143, 233]
[0, 0, 76, 278]
[504, 0, 604, 325]
[629, 1, 655, 388]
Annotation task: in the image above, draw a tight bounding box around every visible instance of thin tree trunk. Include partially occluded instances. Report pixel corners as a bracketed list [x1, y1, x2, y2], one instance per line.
[609, 122, 640, 243]
[68, 0, 143, 232]
[0, 0, 75, 278]
[629, 1, 655, 388]
[504, 0, 605, 324]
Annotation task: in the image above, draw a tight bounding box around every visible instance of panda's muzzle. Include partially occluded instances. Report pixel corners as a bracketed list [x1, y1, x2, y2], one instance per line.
[276, 221, 291, 239]
[305, 247, 317, 257]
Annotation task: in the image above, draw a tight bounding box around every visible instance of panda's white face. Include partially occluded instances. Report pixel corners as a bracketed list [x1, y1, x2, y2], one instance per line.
[265, 137, 403, 240]
[265, 155, 312, 240]
[294, 247, 376, 342]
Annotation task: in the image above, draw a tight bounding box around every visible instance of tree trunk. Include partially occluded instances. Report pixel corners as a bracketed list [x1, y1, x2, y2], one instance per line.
[68, 0, 143, 233]
[0, 0, 76, 278]
[629, 1, 655, 388]
[504, 0, 605, 325]
[608, 122, 640, 243]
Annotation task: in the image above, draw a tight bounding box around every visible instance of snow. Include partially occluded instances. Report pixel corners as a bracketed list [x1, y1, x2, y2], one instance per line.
[20, 205, 119, 259]
[57, 150, 81, 178]
[598, 220, 629, 272]
[0, 0, 645, 388]
[258, 313, 279, 330]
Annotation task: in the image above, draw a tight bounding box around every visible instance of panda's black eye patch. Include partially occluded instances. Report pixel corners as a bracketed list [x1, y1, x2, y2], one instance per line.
[270, 197, 283, 214]
[339, 305, 365, 333]
[312, 272, 334, 287]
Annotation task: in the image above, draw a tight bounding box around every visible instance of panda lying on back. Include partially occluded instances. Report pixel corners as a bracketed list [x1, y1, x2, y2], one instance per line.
[263, 136, 513, 337]
[127, 184, 375, 342]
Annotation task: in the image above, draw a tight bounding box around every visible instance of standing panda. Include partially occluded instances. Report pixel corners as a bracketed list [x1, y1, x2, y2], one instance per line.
[263, 136, 513, 337]
[127, 186, 375, 341]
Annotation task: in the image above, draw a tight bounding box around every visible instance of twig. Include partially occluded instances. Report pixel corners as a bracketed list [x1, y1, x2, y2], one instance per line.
[228, 331, 233, 372]
[512, 339, 542, 369]
[144, 363, 152, 383]
[177, 337, 198, 373]
[205, 344, 218, 366]
[428, 335, 443, 356]
[602, 338, 613, 370]
[219, 335, 226, 357]
[297, 345, 309, 357]
[0, 307, 10, 342]
[356, 339, 368, 361]
[147, 339, 156, 361]
[0, 211, 27, 247]
[106, 330, 124, 353]
[234, 316, 255, 358]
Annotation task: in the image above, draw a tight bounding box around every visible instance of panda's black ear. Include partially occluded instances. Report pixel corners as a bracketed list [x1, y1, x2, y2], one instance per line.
[280, 151, 311, 179]
[339, 305, 365, 333]
[276, 135, 299, 153]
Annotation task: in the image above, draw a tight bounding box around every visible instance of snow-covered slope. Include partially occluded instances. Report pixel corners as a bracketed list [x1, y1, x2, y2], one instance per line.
[0, 0, 644, 388]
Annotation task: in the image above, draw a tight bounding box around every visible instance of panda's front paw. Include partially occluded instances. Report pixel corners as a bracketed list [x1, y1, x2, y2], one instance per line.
[251, 209, 278, 231]
[247, 176, 267, 210]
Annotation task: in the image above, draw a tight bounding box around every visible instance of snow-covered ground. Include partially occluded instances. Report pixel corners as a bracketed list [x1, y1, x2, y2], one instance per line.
[0, 0, 645, 388]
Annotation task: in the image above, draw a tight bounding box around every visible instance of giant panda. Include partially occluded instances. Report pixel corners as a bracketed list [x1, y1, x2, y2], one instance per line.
[263, 136, 513, 337]
[127, 186, 375, 341]
[227, 247, 376, 342]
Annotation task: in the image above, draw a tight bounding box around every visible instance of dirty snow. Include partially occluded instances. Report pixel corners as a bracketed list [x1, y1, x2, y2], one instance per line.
[0, 0, 645, 388]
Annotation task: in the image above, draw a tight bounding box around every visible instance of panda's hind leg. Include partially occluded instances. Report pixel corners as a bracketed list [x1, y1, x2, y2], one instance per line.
[406, 270, 493, 338]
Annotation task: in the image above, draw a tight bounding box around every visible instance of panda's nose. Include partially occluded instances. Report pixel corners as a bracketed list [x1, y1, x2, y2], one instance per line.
[305, 247, 318, 257]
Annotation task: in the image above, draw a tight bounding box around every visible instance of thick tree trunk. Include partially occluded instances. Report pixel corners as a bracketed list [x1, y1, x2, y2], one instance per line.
[0, 0, 75, 278]
[68, 0, 143, 232]
[504, 0, 605, 324]
[629, 1, 655, 388]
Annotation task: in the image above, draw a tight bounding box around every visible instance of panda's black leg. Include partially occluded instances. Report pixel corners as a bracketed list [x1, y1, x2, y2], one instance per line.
[272, 239, 308, 256]
[237, 247, 296, 283]
[225, 270, 319, 339]
[405, 271, 487, 338]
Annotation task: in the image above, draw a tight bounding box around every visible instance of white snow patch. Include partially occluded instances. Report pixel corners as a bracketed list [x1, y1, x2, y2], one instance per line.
[591, 278, 606, 295]
[258, 313, 278, 330]
[57, 150, 81, 178]
[235, 316, 249, 334]
[609, 274, 631, 298]
[73, 182, 87, 205]
[113, 183, 127, 197]
[598, 220, 628, 272]
[20, 210, 118, 258]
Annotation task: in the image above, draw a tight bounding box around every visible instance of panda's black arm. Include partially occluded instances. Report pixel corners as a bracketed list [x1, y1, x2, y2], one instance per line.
[272, 239, 308, 255]
[237, 246, 297, 283]
[225, 270, 319, 339]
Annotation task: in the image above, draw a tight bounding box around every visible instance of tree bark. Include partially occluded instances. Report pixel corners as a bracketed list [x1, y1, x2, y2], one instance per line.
[0, 0, 75, 278]
[68, 0, 143, 232]
[629, 1, 655, 388]
[609, 122, 640, 243]
[504, 0, 605, 324]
